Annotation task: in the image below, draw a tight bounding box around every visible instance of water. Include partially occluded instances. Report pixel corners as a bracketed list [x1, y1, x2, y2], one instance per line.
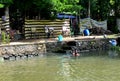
[0, 51, 120, 81]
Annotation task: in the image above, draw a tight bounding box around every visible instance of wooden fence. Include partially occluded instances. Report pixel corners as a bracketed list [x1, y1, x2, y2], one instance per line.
[24, 19, 71, 39]
[0, 17, 10, 31]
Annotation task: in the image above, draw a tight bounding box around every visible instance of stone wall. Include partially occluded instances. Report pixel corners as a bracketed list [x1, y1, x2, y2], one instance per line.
[46, 39, 111, 53]
[0, 38, 112, 60]
[0, 43, 46, 56]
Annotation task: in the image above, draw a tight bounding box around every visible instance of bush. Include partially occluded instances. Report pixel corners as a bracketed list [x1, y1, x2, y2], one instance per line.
[1, 31, 10, 44]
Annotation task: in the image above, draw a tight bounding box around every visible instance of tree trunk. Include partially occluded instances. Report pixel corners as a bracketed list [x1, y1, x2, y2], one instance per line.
[5, 7, 9, 17]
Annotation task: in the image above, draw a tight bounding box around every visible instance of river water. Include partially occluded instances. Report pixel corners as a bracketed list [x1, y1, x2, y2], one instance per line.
[0, 51, 120, 81]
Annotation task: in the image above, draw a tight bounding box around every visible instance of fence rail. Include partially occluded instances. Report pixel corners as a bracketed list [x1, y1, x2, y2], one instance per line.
[0, 17, 10, 30]
[24, 19, 70, 39]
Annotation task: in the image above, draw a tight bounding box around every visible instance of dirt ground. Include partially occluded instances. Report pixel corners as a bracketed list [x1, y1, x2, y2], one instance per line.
[0, 34, 119, 46]
[11, 34, 119, 43]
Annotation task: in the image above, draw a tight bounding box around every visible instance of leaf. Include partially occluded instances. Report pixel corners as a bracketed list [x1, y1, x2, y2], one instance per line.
[0, 4, 4, 8]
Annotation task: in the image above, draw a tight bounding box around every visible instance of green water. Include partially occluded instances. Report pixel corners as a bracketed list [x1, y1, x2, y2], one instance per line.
[0, 51, 120, 81]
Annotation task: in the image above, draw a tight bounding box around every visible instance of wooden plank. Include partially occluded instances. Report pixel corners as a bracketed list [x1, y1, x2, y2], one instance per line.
[24, 25, 64, 27]
[25, 22, 69, 25]
[24, 19, 70, 39]
[25, 19, 69, 22]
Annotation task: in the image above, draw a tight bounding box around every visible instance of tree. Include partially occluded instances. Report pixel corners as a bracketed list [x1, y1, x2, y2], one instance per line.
[79, 0, 110, 20]
[51, 0, 82, 14]
[0, 0, 13, 16]
[32, 0, 53, 19]
[0, 0, 13, 5]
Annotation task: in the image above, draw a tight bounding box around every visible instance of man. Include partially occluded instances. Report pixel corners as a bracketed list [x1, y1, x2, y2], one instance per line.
[45, 25, 50, 38]
[71, 48, 80, 57]
[49, 27, 54, 38]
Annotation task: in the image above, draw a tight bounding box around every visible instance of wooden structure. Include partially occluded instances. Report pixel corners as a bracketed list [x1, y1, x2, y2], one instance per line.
[0, 17, 10, 31]
[24, 19, 71, 39]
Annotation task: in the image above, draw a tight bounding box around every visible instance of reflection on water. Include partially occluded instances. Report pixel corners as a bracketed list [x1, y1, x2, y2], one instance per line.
[0, 51, 120, 81]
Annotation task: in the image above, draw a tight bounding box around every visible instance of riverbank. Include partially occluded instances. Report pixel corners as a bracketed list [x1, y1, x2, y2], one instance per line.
[0, 34, 118, 60]
[1, 34, 116, 46]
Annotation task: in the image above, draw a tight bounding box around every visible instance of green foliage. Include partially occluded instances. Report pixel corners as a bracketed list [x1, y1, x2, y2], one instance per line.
[110, 0, 115, 5]
[111, 46, 120, 51]
[33, 0, 53, 10]
[1, 31, 6, 43]
[0, 0, 13, 6]
[107, 16, 119, 33]
[2, 0, 120, 20]
[80, 0, 110, 20]
[0, 3, 4, 8]
[51, 0, 82, 13]
[1, 31, 10, 44]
